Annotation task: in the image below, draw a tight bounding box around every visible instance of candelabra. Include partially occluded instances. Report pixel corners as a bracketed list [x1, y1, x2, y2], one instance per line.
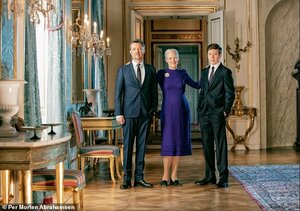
[69, 12, 111, 58]
[226, 37, 251, 72]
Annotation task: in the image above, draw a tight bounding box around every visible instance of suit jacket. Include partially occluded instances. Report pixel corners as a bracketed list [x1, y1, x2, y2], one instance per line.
[114, 62, 158, 118]
[198, 63, 235, 117]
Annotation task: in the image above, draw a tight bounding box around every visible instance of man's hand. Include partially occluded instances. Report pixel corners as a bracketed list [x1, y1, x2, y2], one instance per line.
[116, 116, 125, 125]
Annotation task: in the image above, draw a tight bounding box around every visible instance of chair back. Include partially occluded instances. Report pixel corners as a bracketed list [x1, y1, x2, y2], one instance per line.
[71, 112, 84, 146]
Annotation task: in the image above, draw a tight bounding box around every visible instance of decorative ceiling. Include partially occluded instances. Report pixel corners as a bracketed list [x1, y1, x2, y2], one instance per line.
[130, 0, 221, 17]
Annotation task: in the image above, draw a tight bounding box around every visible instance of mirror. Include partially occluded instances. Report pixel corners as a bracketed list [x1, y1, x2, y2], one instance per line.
[71, 0, 85, 103]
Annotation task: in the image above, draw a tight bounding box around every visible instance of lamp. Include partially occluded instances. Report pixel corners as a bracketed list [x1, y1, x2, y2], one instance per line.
[69, 12, 111, 58]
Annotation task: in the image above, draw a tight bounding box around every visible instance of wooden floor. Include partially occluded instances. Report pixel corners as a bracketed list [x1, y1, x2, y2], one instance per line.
[66, 147, 299, 211]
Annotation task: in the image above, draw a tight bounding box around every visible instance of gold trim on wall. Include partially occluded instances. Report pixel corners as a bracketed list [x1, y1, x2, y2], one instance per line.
[132, 5, 216, 12]
[131, 0, 218, 2]
[152, 33, 202, 41]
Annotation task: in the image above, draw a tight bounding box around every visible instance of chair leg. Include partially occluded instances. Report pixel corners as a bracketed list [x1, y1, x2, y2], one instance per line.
[120, 146, 124, 166]
[81, 158, 85, 173]
[109, 157, 116, 183]
[115, 157, 122, 179]
[72, 189, 79, 208]
[79, 189, 84, 211]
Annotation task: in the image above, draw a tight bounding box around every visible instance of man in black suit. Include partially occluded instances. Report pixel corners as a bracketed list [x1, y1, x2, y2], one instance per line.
[115, 39, 158, 189]
[195, 43, 235, 188]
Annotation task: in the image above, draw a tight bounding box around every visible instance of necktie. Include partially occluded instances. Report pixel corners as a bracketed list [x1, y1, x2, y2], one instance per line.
[137, 64, 141, 84]
[209, 66, 215, 83]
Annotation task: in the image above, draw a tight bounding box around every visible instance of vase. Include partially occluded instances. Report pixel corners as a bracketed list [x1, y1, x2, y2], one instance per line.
[233, 85, 245, 110]
[0, 80, 27, 137]
[83, 89, 100, 116]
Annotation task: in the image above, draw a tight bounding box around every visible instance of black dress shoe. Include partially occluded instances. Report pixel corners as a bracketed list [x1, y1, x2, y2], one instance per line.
[134, 179, 153, 188]
[120, 181, 132, 189]
[194, 178, 216, 185]
[170, 179, 182, 186]
[160, 180, 168, 187]
[216, 182, 229, 188]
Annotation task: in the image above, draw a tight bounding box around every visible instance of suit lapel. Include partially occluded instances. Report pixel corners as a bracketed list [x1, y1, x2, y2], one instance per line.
[209, 63, 223, 88]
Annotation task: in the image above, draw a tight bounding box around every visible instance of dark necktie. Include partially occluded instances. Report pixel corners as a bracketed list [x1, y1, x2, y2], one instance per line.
[137, 64, 141, 84]
[209, 66, 215, 83]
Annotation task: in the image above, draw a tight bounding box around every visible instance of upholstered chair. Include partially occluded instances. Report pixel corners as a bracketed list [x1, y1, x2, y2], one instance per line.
[71, 112, 121, 183]
[32, 169, 85, 210]
[13, 117, 86, 209]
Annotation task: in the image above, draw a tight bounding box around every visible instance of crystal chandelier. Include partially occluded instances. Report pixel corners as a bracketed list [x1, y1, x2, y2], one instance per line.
[69, 12, 111, 58]
[27, 0, 55, 25]
[7, 0, 55, 25]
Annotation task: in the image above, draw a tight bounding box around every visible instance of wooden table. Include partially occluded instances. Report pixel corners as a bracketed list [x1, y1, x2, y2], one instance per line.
[80, 117, 122, 145]
[0, 131, 71, 204]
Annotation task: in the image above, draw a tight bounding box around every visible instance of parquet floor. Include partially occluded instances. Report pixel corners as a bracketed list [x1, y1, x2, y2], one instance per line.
[66, 147, 299, 211]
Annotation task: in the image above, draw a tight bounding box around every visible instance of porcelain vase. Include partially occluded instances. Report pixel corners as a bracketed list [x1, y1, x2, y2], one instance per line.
[0, 80, 27, 137]
[83, 89, 99, 116]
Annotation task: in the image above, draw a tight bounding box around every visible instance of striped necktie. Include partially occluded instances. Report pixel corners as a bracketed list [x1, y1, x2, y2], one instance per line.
[209, 66, 215, 83]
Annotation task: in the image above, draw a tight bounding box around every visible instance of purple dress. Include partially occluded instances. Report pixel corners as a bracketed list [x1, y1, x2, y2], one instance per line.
[157, 68, 201, 156]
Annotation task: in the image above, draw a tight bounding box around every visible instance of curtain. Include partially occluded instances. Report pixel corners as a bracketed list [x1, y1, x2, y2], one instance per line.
[24, 3, 42, 126]
[47, 0, 67, 130]
[1, 0, 14, 79]
[92, 0, 108, 116]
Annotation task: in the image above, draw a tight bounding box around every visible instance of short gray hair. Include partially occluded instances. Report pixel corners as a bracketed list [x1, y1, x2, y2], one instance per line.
[164, 49, 179, 59]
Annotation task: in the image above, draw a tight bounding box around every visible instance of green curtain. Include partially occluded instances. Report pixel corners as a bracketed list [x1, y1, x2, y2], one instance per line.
[24, 3, 42, 126]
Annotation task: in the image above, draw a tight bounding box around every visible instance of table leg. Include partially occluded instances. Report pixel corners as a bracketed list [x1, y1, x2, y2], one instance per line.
[1, 170, 10, 204]
[108, 130, 112, 145]
[56, 161, 64, 204]
[20, 170, 32, 204]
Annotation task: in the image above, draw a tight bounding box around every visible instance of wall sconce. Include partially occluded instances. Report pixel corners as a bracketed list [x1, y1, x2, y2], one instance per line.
[226, 37, 252, 72]
[69, 12, 111, 58]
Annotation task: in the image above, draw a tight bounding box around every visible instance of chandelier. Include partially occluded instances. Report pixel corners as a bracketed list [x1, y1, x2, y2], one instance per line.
[7, 0, 55, 26]
[27, 0, 55, 25]
[69, 12, 111, 58]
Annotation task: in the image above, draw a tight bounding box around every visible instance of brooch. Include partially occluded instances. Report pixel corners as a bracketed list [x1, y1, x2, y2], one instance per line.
[164, 73, 169, 77]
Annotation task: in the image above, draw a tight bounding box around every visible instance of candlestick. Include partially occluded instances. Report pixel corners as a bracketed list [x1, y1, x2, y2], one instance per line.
[240, 24, 242, 42]
[235, 22, 238, 38]
[107, 37, 110, 47]
[100, 30, 103, 39]
[93, 22, 97, 34]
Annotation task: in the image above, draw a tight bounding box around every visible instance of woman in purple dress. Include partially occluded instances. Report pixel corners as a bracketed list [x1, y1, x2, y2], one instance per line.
[157, 49, 201, 186]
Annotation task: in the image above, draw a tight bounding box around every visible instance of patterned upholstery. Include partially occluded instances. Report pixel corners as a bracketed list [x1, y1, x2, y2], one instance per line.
[71, 111, 121, 183]
[79, 145, 119, 156]
[33, 169, 86, 189]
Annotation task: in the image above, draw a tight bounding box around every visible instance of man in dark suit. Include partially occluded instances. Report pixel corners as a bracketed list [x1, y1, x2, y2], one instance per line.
[115, 39, 158, 189]
[195, 43, 235, 188]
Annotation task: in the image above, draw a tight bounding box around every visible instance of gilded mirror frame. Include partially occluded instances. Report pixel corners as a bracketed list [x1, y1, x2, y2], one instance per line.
[71, 0, 86, 103]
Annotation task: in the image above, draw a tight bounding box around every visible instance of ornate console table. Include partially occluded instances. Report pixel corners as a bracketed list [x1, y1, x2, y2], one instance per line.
[0, 131, 71, 204]
[226, 86, 257, 151]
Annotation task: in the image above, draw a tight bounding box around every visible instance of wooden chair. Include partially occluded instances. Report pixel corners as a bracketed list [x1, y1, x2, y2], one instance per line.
[32, 169, 85, 210]
[71, 112, 121, 183]
[13, 117, 86, 209]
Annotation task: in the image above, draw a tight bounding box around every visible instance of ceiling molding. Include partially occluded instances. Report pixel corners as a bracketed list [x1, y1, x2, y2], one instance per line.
[130, 0, 220, 17]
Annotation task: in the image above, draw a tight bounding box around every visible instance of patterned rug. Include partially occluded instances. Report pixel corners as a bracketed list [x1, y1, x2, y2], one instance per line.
[229, 164, 300, 211]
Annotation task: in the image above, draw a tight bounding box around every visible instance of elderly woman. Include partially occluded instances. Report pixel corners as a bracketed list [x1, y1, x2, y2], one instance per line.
[156, 49, 201, 186]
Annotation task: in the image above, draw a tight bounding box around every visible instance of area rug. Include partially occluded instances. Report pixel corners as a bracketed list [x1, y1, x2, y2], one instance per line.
[229, 164, 300, 211]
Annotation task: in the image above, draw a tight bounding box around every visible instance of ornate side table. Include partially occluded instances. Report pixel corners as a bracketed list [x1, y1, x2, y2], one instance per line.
[226, 86, 257, 151]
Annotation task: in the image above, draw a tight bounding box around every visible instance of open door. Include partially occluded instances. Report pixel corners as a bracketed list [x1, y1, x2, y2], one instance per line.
[131, 10, 143, 41]
[207, 10, 224, 63]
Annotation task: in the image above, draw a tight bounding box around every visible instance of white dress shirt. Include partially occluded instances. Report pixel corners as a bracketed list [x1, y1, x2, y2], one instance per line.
[132, 60, 145, 84]
[208, 62, 221, 81]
